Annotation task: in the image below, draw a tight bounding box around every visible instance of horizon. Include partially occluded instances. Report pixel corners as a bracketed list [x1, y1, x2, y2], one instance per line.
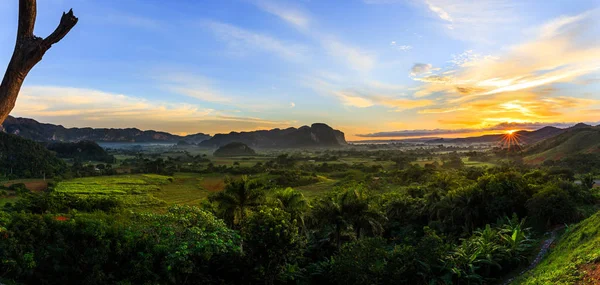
[6, 114, 598, 141]
[1, 0, 599, 141]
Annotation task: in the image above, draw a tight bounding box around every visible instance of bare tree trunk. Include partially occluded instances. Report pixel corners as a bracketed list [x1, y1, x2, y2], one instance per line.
[0, 0, 78, 124]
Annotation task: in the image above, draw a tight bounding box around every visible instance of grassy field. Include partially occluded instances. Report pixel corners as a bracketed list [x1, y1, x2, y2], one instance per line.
[462, 157, 497, 168]
[296, 175, 338, 198]
[513, 212, 600, 284]
[55, 174, 171, 208]
[52, 173, 256, 210]
[153, 173, 238, 205]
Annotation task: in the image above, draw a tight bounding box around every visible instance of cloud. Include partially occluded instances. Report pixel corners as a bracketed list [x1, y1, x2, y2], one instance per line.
[333, 90, 433, 110]
[334, 91, 375, 108]
[322, 38, 376, 71]
[252, 0, 310, 30]
[418, 0, 521, 43]
[156, 72, 234, 103]
[252, 1, 376, 72]
[13, 86, 215, 122]
[409, 9, 600, 125]
[410, 63, 433, 76]
[11, 86, 290, 135]
[390, 41, 412, 51]
[425, 1, 453, 24]
[203, 20, 307, 60]
[356, 121, 598, 138]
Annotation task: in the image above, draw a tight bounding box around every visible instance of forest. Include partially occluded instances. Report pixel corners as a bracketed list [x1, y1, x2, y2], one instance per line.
[1, 131, 599, 284]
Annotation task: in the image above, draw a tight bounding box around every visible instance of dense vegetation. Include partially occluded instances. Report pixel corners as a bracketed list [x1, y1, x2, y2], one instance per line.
[0, 133, 67, 179]
[514, 212, 600, 284]
[46, 140, 116, 163]
[1, 132, 600, 284]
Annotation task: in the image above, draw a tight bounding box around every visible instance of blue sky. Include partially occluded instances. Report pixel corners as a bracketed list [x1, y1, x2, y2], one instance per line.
[1, 0, 599, 140]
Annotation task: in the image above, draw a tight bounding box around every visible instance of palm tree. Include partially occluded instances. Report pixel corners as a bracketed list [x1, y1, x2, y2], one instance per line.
[310, 187, 384, 248]
[272, 187, 310, 232]
[209, 176, 265, 227]
[310, 196, 347, 248]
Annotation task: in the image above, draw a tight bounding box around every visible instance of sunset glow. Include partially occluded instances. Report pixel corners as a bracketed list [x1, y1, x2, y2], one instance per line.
[0, 0, 598, 140]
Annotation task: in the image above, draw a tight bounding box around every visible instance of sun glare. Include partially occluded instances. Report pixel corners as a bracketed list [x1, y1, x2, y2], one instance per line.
[506, 129, 517, 135]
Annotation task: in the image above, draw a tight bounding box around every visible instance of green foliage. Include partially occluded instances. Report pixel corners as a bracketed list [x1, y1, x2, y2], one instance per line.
[310, 186, 384, 248]
[46, 140, 116, 163]
[242, 207, 303, 284]
[527, 184, 577, 227]
[208, 176, 266, 227]
[0, 132, 68, 179]
[0, 206, 242, 285]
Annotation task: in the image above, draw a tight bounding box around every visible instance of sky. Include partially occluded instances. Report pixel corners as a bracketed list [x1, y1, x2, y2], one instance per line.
[1, 0, 599, 141]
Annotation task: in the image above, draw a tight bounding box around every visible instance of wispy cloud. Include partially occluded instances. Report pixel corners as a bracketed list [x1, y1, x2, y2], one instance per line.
[390, 41, 412, 51]
[333, 90, 434, 110]
[251, 0, 376, 72]
[156, 72, 233, 103]
[410, 63, 434, 76]
[203, 20, 307, 61]
[14, 86, 215, 122]
[322, 38, 376, 71]
[418, 0, 520, 43]
[11, 86, 290, 135]
[252, 0, 310, 30]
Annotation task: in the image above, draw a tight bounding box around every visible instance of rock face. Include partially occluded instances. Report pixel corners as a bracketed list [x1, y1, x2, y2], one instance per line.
[200, 123, 347, 148]
[1, 116, 211, 143]
[213, 142, 257, 157]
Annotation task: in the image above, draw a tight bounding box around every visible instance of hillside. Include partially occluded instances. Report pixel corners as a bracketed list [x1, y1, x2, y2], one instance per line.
[523, 126, 600, 163]
[513, 212, 600, 284]
[45, 141, 116, 163]
[213, 142, 257, 157]
[0, 132, 68, 178]
[428, 126, 565, 145]
[200, 123, 347, 148]
[1, 116, 211, 143]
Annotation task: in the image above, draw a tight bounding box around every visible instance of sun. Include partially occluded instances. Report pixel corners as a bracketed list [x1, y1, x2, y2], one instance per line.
[505, 129, 517, 135]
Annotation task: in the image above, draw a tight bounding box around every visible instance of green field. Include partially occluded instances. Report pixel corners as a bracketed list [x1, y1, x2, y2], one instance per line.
[55, 174, 172, 208]
[48, 171, 341, 210]
[296, 175, 338, 198]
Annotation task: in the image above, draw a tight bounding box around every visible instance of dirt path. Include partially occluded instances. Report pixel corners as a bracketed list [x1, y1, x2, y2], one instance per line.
[502, 227, 562, 285]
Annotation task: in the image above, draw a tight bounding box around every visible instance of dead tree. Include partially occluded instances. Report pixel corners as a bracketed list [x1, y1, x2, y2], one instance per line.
[0, 0, 78, 124]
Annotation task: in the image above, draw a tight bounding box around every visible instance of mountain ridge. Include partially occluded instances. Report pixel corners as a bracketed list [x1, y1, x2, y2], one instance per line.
[425, 124, 590, 145]
[199, 122, 347, 148]
[1, 116, 347, 148]
[1, 116, 210, 143]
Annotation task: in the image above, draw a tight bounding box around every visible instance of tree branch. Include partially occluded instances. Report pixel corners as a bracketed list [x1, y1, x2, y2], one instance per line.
[43, 9, 79, 48]
[18, 0, 36, 40]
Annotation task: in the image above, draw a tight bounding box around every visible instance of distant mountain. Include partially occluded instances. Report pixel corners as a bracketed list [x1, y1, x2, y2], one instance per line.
[523, 125, 600, 163]
[213, 142, 256, 157]
[1, 116, 211, 143]
[200, 123, 347, 148]
[427, 125, 571, 145]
